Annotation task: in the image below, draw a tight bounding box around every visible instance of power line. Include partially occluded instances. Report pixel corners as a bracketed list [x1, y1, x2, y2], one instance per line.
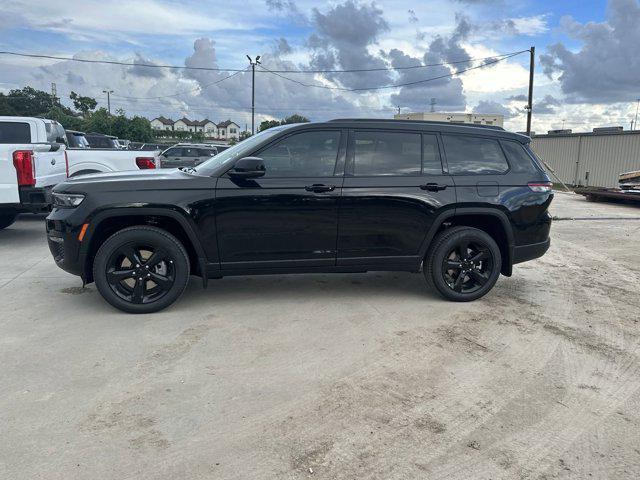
[258, 50, 527, 92]
[110, 69, 246, 100]
[0, 49, 528, 74]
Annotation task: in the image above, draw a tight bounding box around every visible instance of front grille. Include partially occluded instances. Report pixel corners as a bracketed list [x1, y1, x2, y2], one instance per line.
[48, 237, 65, 263]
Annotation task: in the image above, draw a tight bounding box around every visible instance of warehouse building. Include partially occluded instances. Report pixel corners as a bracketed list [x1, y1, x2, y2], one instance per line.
[530, 129, 640, 188]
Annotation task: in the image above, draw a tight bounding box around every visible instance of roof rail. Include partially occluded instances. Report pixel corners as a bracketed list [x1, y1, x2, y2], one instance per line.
[328, 118, 505, 131]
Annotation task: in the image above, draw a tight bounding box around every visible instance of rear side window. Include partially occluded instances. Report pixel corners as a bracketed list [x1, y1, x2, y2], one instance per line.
[354, 131, 421, 176]
[423, 134, 443, 175]
[501, 140, 540, 174]
[442, 135, 509, 175]
[0, 122, 31, 143]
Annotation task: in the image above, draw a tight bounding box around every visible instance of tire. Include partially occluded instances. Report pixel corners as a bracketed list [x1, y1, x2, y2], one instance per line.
[93, 226, 190, 313]
[0, 213, 18, 230]
[425, 226, 502, 302]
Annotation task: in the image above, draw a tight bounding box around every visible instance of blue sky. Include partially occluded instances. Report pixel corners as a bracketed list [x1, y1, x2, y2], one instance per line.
[1, 0, 638, 132]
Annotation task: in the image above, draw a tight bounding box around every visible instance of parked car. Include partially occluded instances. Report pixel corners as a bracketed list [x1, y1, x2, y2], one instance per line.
[65, 130, 90, 149]
[84, 133, 121, 149]
[0, 116, 68, 229]
[65, 149, 157, 177]
[46, 119, 553, 313]
[157, 143, 219, 168]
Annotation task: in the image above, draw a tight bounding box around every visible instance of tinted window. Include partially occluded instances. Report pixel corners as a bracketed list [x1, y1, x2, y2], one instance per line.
[501, 140, 539, 174]
[258, 130, 341, 177]
[354, 131, 421, 176]
[199, 148, 217, 156]
[164, 147, 180, 156]
[423, 134, 443, 175]
[442, 135, 509, 174]
[182, 147, 199, 157]
[0, 122, 31, 143]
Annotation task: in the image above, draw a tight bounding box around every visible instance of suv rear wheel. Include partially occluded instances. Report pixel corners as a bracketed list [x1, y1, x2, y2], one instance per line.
[425, 226, 501, 302]
[93, 226, 190, 313]
[0, 213, 18, 230]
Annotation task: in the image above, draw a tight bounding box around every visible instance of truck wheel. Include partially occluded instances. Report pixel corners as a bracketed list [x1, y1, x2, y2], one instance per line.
[0, 213, 18, 230]
[93, 226, 190, 313]
[425, 226, 501, 302]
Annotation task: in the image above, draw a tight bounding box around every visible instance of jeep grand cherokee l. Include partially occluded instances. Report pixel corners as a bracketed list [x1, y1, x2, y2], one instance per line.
[46, 119, 552, 313]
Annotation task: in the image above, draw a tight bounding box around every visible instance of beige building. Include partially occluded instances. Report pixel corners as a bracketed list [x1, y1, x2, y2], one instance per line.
[394, 112, 504, 127]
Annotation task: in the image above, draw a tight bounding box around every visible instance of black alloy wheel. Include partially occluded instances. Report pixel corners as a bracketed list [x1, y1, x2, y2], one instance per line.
[94, 226, 190, 313]
[442, 239, 493, 294]
[425, 226, 502, 302]
[105, 244, 175, 305]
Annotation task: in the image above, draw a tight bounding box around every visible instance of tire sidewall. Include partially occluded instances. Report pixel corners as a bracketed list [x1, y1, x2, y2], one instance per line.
[93, 227, 190, 313]
[429, 228, 502, 302]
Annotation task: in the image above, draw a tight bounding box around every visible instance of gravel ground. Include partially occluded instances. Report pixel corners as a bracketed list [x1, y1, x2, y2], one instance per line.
[1, 192, 639, 479]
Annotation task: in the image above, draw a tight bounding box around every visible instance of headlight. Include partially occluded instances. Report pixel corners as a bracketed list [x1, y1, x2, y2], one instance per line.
[53, 193, 85, 208]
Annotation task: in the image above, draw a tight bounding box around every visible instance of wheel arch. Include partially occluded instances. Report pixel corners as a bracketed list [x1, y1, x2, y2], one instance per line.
[420, 207, 515, 276]
[81, 208, 207, 283]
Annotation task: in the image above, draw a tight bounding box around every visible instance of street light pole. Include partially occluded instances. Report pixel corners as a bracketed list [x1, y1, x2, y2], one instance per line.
[102, 89, 114, 115]
[246, 55, 261, 135]
[634, 98, 640, 131]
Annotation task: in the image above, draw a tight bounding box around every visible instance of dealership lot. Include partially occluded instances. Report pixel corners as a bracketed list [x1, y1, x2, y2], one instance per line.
[1, 192, 639, 479]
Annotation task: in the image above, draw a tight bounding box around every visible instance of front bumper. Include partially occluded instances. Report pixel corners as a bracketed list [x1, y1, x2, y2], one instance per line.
[46, 213, 86, 277]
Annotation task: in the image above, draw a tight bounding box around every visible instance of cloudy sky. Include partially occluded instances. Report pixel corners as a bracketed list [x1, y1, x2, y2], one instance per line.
[1, 0, 639, 133]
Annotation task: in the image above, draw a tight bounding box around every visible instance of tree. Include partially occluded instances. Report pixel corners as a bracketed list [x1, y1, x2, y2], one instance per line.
[239, 130, 252, 141]
[69, 91, 97, 116]
[0, 86, 56, 116]
[281, 114, 309, 124]
[258, 119, 281, 132]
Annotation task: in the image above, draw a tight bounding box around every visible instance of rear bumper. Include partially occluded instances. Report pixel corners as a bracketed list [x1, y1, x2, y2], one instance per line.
[19, 186, 53, 212]
[512, 238, 550, 265]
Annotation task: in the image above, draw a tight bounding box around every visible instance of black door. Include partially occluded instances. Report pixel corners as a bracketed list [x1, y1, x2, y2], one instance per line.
[337, 129, 456, 268]
[215, 129, 346, 270]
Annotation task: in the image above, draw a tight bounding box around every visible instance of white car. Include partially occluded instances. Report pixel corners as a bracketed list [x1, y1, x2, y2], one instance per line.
[0, 116, 68, 229]
[0, 116, 159, 229]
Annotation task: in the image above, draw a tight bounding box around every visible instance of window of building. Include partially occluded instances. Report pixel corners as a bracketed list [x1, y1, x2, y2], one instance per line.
[258, 130, 341, 177]
[442, 135, 509, 174]
[353, 130, 421, 176]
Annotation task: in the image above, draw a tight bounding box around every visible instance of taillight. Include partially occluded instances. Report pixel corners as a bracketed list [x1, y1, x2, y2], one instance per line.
[64, 150, 69, 178]
[528, 182, 553, 193]
[13, 150, 35, 186]
[136, 157, 156, 169]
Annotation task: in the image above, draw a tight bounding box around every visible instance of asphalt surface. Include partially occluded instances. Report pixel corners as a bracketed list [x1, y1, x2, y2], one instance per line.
[1, 192, 639, 479]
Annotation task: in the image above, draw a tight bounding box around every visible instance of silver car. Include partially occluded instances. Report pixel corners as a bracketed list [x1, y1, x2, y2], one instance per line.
[158, 145, 219, 168]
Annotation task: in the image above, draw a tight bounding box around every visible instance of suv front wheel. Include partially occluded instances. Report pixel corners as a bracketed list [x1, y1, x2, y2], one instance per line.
[93, 226, 190, 313]
[425, 226, 501, 302]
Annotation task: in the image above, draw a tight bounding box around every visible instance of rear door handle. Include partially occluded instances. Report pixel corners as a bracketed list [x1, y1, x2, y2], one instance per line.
[420, 183, 448, 192]
[305, 184, 335, 193]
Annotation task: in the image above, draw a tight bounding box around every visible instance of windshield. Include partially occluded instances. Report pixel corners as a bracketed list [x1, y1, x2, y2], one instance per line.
[194, 125, 292, 175]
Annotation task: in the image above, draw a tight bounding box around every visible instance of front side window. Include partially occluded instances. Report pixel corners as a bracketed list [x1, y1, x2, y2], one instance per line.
[353, 131, 421, 176]
[182, 147, 199, 157]
[442, 135, 509, 175]
[258, 130, 341, 177]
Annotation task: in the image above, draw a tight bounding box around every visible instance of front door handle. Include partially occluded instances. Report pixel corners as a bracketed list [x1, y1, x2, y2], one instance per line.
[420, 183, 448, 192]
[305, 184, 335, 193]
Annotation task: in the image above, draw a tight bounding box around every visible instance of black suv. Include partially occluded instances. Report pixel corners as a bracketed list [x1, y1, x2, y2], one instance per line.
[46, 119, 552, 313]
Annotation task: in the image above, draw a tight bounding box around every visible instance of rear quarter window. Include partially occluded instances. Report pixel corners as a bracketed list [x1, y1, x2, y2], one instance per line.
[501, 140, 540, 174]
[0, 122, 31, 143]
[442, 135, 509, 175]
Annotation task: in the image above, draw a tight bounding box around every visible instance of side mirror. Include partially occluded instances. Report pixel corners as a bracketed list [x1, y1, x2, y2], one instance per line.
[49, 142, 62, 152]
[229, 157, 266, 179]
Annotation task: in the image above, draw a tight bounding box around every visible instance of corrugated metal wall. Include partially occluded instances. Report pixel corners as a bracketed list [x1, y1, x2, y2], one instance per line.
[530, 132, 640, 187]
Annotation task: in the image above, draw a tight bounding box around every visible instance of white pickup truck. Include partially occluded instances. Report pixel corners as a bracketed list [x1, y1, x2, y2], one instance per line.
[0, 116, 158, 230]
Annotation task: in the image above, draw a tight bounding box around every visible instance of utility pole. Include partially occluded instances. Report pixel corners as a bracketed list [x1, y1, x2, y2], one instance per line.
[102, 89, 114, 115]
[246, 55, 261, 134]
[526, 46, 535, 136]
[634, 98, 640, 131]
[50, 82, 58, 107]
